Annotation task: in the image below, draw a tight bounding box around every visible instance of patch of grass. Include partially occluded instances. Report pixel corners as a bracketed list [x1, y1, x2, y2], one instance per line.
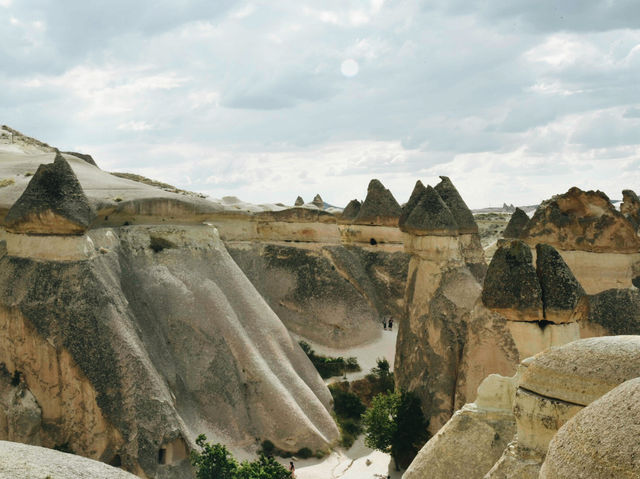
[24, 172, 33, 177]
[0, 178, 15, 188]
[113, 197, 123, 202]
[299, 341, 360, 379]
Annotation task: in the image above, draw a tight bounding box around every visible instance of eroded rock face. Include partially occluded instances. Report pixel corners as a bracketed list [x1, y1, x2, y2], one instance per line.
[434, 176, 477, 234]
[502, 207, 529, 239]
[228, 242, 409, 347]
[312, 194, 323, 209]
[0, 225, 339, 478]
[572, 288, 640, 337]
[341, 199, 361, 221]
[353, 179, 402, 226]
[294, 196, 304, 206]
[521, 187, 640, 253]
[4, 152, 95, 235]
[621, 189, 640, 229]
[0, 440, 137, 479]
[540, 376, 640, 478]
[402, 185, 458, 236]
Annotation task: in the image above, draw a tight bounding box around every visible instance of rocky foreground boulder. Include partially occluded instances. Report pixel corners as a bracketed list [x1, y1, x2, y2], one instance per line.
[0, 440, 137, 478]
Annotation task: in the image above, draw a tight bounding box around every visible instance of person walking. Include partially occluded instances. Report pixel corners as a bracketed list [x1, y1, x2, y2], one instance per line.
[289, 461, 295, 477]
[383, 317, 387, 330]
[388, 318, 393, 331]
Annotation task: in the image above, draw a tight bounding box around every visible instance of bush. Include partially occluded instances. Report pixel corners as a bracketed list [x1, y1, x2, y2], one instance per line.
[330, 386, 366, 419]
[298, 341, 361, 379]
[296, 447, 313, 459]
[260, 440, 275, 456]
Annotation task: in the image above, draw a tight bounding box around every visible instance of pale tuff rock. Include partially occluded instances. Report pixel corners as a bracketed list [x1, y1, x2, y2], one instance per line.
[502, 207, 529, 239]
[434, 176, 477, 234]
[403, 374, 518, 479]
[294, 196, 304, 206]
[0, 225, 339, 478]
[0, 440, 137, 479]
[353, 179, 402, 226]
[521, 186, 640, 253]
[4, 151, 95, 235]
[312, 193, 323, 209]
[540, 376, 640, 478]
[63, 151, 99, 167]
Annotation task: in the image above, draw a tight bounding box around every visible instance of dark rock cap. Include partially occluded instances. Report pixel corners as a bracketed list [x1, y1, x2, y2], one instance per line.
[399, 180, 427, 229]
[536, 243, 585, 315]
[353, 179, 402, 226]
[342, 199, 361, 220]
[312, 194, 324, 209]
[621, 189, 640, 229]
[294, 196, 304, 206]
[482, 240, 543, 314]
[4, 151, 95, 235]
[434, 176, 478, 233]
[503, 207, 530, 239]
[575, 289, 640, 335]
[401, 185, 458, 235]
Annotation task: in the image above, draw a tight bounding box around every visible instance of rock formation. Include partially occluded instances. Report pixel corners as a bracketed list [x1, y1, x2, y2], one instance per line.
[63, 151, 99, 167]
[540, 376, 640, 478]
[520, 187, 640, 293]
[434, 176, 478, 234]
[294, 196, 304, 206]
[0, 440, 137, 478]
[341, 199, 361, 220]
[406, 336, 640, 479]
[312, 194, 323, 209]
[621, 189, 640, 229]
[571, 288, 640, 337]
[4, 151, 95, 235]
[502, 207, 529, 238]
[353, 179, 402, 227]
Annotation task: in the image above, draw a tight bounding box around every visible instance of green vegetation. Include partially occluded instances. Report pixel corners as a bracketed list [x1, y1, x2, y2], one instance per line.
[299, 341, 360, 379]
[191, 435, 292, 479]
[362, 390, 429, 470]
[0, 178, 15, 188]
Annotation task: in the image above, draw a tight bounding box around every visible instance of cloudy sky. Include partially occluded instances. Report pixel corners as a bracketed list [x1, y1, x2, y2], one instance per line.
[2, 1, 640, 208]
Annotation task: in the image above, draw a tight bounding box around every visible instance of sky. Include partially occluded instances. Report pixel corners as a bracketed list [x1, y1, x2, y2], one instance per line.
[2, 1, 640, 208]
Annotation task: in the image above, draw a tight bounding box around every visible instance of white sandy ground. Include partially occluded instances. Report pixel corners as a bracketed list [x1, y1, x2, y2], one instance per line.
[285, 328, 401, 478]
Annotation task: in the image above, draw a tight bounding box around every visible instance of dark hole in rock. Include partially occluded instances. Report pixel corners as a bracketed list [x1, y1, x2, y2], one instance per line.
[535, 320, 554, 331]
[150, 236, 176, 253]
[370, 238, 377, 245]
[109, 455, 122, 467]
[158, 448, 166, 465]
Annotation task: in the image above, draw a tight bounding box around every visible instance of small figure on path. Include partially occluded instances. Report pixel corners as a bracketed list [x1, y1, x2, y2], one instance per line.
[388, 318, 393, 331]
[289, 461, 295, 477]
[382, 317, 387, 330]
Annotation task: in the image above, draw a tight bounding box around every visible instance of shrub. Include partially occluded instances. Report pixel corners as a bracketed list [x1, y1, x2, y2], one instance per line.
[298, 341, 360, 379]
[260, 440, 275, 456]
[296, 447, 313, 459]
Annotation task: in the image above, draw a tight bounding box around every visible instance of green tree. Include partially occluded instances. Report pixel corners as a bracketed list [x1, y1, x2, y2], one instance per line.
[236, 455, 292, 479]
[190, 435, 238, 479]
[362, 390, 429, 470]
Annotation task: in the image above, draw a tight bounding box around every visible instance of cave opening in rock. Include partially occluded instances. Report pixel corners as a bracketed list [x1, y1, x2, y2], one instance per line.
[370, 238, 377, 245]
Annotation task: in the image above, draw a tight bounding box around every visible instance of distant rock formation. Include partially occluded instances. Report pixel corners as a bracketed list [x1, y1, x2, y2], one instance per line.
[398, 180, 426, 230]
[4, 151, 95, 235]
[353, 179, 402, 226]
[62, 151, 98, 167]
[312, 194, 323, 209]
[341, 199, 361, 220]
[502, 207, 529, 238]
[294, 196, 304, 206]
[0, 441, 137, 479]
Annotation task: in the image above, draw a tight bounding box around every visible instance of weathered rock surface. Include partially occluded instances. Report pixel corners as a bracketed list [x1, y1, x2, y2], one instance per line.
[0, 225, 339, 478]
[482, 240, 543, 322]
[4, 152, 95, 235]
[312, 194, 323, 209]
[0, 440, 137, 479]
[621, 189, 640, 229]
[572, 288, 640, 336]
[540, 376, 640, 479]
[434, 176, 477, 234]
[403, 374, 517, 479]
[398, 180, 426, 230]
[502, 207, 529, 239]
[402, 185, 458, 236]
[63, 151, 99, 167]
[353, 179, 401, 226]
[341, 199, 361, 221]
[294, 196, 304, 206]
[228, 243, 409, 347]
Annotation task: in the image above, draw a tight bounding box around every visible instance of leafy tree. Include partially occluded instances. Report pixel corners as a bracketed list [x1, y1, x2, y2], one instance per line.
[190, 435, 238, 479]
[362, 390, 429, 470]
[236, 455, 292, 479]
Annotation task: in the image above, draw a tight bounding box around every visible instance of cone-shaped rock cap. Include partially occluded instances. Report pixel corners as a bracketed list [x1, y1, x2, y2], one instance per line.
[312, 194, 324, 209]
[353, 179, 402, 226]
[536, 243, 585, 322]
[482, 239, 543, 320]
[4, 151, 95, 235]
[341, 199, 361, 220]
[502, 207, 529, 238]
[400, 185, 458, 235]
[294, 196, 304, 206]
[621, 189, 640, 228]
[434, 176, 477, 233]
[399, 180, 427, 229]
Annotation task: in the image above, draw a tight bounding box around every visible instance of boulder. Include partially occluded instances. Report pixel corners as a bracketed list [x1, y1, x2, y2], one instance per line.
[353, 179, 402, 226]
[502, 207, 529, 239]
[536, 243, 585, 324]
[482, 240, 543, 322]
[540, 376, 640, 478]
[4, 151, 95, 235]
[434, 176, 477, 234]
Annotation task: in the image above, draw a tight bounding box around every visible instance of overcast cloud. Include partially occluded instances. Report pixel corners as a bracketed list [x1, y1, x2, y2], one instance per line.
[2, 0, 640, 208]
